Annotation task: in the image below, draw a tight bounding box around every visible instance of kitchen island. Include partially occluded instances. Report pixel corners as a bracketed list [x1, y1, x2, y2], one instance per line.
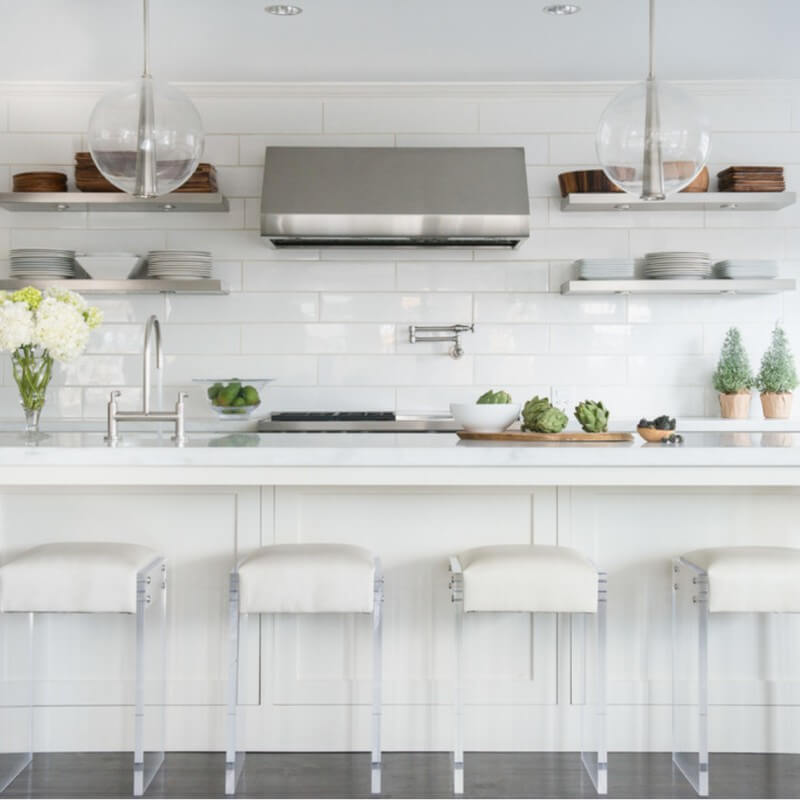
[2, 431, 799, 760]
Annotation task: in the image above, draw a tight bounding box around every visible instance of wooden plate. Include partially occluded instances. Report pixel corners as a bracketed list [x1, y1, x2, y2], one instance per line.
[457, 430, 633, 443]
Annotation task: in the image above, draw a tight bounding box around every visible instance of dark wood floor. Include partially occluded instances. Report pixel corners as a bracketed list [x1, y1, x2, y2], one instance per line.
[3, 752, 800, 799]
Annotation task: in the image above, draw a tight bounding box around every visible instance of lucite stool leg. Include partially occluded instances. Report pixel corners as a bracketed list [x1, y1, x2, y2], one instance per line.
[580, 571, 608, 795]
[672, 558, 710, 797]
[370, 562, 384, 795]
[0, 611, 33, 792]
[449, 558, 465, 795]
[225, 571, 246, 796]
[133, 557, 167, 797]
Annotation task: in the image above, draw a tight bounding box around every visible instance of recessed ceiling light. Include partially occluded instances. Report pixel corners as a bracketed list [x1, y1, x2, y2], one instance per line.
[543, 4, 581, 14]
[265, 4, 303, 15]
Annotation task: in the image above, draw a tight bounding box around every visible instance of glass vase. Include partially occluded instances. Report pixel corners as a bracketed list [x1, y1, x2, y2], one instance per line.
[11, 346, 53, 434]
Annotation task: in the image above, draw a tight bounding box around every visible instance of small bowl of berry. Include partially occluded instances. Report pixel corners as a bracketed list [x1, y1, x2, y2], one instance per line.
[637, 415, 682, 443]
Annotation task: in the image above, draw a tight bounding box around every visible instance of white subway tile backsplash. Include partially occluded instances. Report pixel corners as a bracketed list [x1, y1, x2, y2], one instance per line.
[323, 99, 479, 133]
[708, 132, 800, 165]
[239, 134, 395, 165]
[696, 92, 791, 132]
[628, 294, 782, 324]
[627, 355, 713, 387]
[474, 355, 627, 386]
[243, 261, 396, 292]
[478, 229, 629, 260]
[629, 228, 785, 261]
[8, 94, 98, 132]
[162, 324, 242, 355]
[202, 135, 239, 165]
[193, 98, 323, 133]
[550, 324, 704, 355]
[242, 323, 395, 354]
[321, 292, 472, 323]
[474, 293, 626, 324]
[0, 81, 796, 419]
[479, 95, 612, 133]
[166, 293, 318, 323]
[86, 324, 145, 355]
[318, 354, 473, 386]
[164, 354, 317, 385]
[0, 133, 81, 164]
[396, 261, 548, 292]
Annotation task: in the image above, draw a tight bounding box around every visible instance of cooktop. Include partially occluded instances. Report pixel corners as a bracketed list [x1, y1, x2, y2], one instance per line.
[258, 412, 459, 433]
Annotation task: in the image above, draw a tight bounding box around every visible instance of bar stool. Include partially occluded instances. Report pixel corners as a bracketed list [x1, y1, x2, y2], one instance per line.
[0, 541, 166, 796]
[672, 545, 800, 797]
[449, 544, 607, 796]
[226, 543, 384, 796]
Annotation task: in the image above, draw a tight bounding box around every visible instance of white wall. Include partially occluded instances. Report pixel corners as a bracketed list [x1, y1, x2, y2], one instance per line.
[1, 79, 799, 422]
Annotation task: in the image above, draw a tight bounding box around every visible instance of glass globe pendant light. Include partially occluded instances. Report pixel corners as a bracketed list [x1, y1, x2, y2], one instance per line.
[595, 0, 710, 199]
[87, 0, 204, 198]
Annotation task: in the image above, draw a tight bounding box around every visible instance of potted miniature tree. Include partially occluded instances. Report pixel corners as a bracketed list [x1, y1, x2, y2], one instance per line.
[712, 327, 754, 419]
[756, 324, 798, 419]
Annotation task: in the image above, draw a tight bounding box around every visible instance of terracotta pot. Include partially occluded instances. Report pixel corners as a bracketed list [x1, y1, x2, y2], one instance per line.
[718, 392, 751, 419]
[761, 392, 793, 419]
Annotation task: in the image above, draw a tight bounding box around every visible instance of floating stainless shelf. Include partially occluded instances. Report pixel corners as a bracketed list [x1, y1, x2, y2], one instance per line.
[561, 279, 797, 295]
[0, 192, 229, 213]
[0, 279, 227, 295]
[560, 192, 797, 212]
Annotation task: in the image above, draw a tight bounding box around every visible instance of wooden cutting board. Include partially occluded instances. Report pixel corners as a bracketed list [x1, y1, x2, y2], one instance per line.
[457, 430, 634, 443]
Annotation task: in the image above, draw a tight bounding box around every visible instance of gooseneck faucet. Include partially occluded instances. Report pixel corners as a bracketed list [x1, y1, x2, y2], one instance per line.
[142, 314, 162, 414]
[106, 314, 187, 445]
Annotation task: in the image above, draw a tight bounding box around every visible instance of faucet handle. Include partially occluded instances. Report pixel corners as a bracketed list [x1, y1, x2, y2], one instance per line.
[108, 390, 121, 405]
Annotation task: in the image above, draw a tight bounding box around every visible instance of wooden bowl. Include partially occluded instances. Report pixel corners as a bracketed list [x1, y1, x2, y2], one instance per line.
[558, 169, 624, 197]
[637, 426, 675, 443]
[679, 166, 709, 193]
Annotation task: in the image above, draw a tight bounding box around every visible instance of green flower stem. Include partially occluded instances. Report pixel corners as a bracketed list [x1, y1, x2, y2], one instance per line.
[11, 345, 53, 411]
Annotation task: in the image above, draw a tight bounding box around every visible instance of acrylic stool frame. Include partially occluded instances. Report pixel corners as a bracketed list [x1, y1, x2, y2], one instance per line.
[0, 556, 167, 797]
[671, 556, 711, 797]
[225, 557, 384, 796]
[449, 557, 608, 796]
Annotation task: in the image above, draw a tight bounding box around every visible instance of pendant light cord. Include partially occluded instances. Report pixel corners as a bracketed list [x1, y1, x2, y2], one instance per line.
[647, 0, 655, 80]
[142, 0, 151, 78]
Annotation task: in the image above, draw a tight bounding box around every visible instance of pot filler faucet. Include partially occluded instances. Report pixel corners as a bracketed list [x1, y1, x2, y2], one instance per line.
[106, 315, 187, 445]
[408, 324, 474, 359]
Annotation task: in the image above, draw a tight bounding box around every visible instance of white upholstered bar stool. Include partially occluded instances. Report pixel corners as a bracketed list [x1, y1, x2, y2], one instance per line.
[672, 545, 800, 797]
[449, 544, 608, 796]
[226, 543, 384, 796]
[0, 542, 166, 796]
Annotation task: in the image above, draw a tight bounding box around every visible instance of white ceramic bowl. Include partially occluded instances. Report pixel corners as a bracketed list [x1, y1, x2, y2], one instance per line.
[450, 402, 521, 433]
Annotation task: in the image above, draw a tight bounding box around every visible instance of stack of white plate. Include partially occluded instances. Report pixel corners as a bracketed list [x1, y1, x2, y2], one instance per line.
[10, 248, 76, 279]
[713, 260, 778, 279]
[643, 251, 712, 280]
[146, 250, 212, 280]
[575, 259, 635, 280]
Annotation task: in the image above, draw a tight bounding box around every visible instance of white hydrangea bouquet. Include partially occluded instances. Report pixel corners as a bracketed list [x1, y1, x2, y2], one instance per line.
[0, 287, 102, 431]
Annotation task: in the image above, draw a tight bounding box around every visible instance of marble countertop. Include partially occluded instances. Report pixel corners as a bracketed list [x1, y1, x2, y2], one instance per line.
[0, 430, 799, 469]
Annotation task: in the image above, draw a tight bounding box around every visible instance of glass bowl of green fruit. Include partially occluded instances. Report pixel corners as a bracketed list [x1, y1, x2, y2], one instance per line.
[194, 379, 274, 419]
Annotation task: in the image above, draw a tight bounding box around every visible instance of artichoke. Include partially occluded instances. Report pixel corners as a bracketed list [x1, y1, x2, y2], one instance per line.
[521, 395, 552, 431]
[574, 400, 609, 433]
[534, 406, 568, 433]
[477, 389, 513, 405]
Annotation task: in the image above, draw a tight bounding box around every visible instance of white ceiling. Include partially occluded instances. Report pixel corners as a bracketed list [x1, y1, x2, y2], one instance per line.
[1, 0, 798, 83]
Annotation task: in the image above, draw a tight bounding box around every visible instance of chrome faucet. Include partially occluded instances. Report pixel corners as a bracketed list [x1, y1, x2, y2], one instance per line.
[142, 314, 162, 414]
[106, 314, 187, 445]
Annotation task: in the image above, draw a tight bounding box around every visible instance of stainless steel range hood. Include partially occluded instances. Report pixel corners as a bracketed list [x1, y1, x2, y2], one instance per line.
[260, 146, 530, 248]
